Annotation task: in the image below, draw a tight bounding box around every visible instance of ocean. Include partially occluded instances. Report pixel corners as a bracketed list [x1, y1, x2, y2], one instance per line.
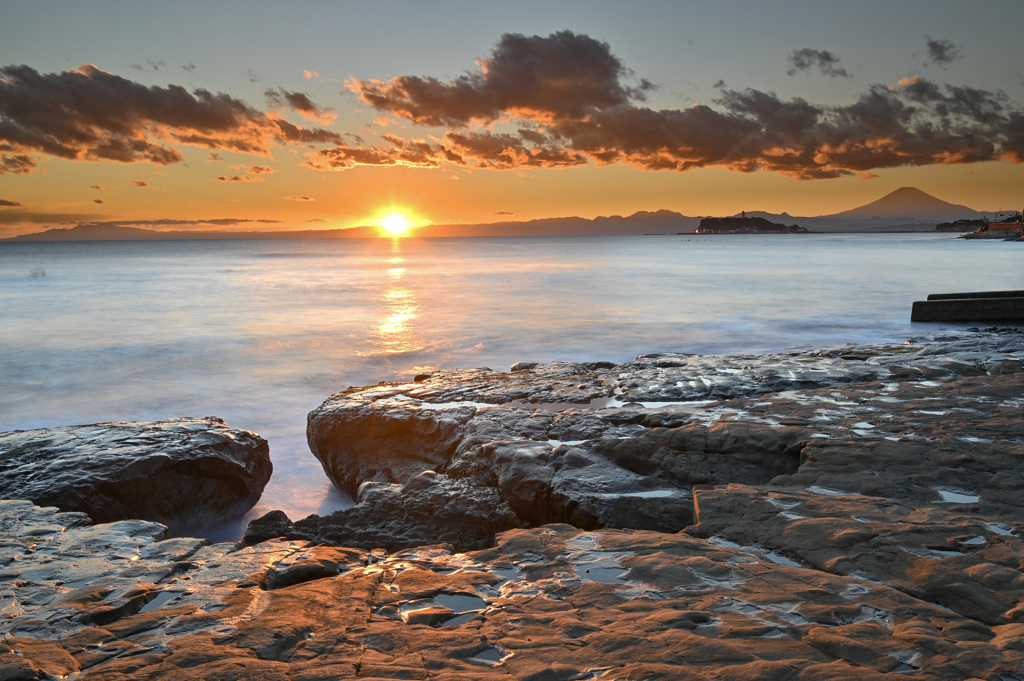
[1, 233, 1020, 539]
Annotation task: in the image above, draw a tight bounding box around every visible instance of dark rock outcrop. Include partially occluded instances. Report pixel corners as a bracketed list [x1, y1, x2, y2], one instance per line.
[303, 330, 1023, 551]
[245, 472, 522, 552]
[0, 417, 271, 535]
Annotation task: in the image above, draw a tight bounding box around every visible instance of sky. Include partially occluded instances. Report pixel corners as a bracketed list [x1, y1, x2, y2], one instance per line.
[1, 0, 1023, 237]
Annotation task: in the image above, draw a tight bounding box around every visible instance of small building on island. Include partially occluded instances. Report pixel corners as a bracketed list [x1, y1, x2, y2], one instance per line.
[955, 212, 1024, 240]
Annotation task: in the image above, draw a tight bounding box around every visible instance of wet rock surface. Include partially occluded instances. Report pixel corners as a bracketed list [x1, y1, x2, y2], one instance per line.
[0, 417, 271, 535]
[3, 329, 1024, 679]
[303, 329, 1023, 550]
[245, 473, 522, 553]
[1, 505, 1022, 679]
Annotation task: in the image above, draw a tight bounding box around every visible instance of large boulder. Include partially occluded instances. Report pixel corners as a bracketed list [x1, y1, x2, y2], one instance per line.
[306, 396, 475, 498]
[0, 417, 271, 535]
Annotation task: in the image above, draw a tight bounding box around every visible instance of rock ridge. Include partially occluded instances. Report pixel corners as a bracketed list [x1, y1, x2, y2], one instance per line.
[294, 330, 1023, 551]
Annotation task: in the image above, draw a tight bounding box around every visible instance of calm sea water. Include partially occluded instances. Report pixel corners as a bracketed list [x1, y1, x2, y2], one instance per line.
[1, 233, 1020, 538]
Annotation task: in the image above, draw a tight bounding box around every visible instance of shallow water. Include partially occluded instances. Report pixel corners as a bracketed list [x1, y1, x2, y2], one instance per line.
[1, 232, 1020, 538]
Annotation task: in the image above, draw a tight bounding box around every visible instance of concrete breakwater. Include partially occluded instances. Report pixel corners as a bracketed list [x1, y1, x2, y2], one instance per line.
[2, 329, 1024, 679]
[911, 290, 1024, 323]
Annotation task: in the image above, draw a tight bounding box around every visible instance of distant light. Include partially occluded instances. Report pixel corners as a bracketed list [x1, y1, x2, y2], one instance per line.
[381, 213, 411, 237]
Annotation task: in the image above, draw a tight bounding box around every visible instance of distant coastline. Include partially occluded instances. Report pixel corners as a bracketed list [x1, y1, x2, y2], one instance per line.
[2, 186, 1000, 242]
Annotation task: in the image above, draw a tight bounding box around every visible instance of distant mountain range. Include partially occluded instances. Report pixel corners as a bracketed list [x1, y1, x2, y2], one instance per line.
[3, 187, 991, 241]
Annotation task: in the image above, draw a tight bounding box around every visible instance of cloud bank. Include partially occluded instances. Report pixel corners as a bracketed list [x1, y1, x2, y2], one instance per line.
[307, 30, 1024, 179]
[0, 64, 341, 174]
[4, 33, 1021, 183]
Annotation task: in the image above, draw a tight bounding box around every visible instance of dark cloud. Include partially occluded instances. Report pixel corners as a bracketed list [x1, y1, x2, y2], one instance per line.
[285, 195, 314, 201]
[0, 214, 284, 227]
[493, 210, 515, 216]
[247, 165, 274, 174]
[130, 180, 150, 187]
[348, 30, 652, 126]
[130, 59, 165, 73]
[216, 175, 264, 182]
[0, 64, 341, 174]
[313, 31, 1024, 179]
[183, 63, 197, 73]
[0, 154, 36, 174]
[81, 218, 282, 230]
[925, 37, 961, 65]
[265, 88, 336, 124]
[787, 49, 850, 78]
[444, 130, 588, 169]
[93, 198, 104, 204]
[0, 198, 22, 206]
[0, 209, 94, 225]
[207, 152, 224, 162]
[306, 217, 328, 222]
[144, 218, 282, 226]
[89, 185, 103, 190]
[1001, 111, 1024, 163]
[303, 135, 445, 170]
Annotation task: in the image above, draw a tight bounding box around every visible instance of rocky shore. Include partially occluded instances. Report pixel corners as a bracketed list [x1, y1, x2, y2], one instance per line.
[2, 329, 1023, 679]
[0, 417, 271, 537]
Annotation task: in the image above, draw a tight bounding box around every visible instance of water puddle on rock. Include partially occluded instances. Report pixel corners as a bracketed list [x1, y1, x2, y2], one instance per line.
[957, 536, 986, 547]
[706, 537, 806, 569]
[138, 589, 188, 613]
[806, 486, 860, 497]
[900, 546, 967, 560]
[466, 645, 513, 666]
[566, 533, 632, 585]
[933, 487, 980, 504]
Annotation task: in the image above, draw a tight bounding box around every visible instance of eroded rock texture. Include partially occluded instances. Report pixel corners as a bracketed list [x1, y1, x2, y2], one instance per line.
[0, 417, 271, 535]
[2, 503, 1023, 679]
[301, 330, 1023, 551]
[3, 330, 1023, 679]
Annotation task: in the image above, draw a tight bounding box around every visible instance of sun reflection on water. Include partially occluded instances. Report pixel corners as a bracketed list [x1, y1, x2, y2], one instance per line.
[371, 239, 422, 354]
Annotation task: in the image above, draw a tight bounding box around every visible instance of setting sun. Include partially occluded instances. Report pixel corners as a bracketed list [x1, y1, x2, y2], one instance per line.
[380, 213, 411, 237]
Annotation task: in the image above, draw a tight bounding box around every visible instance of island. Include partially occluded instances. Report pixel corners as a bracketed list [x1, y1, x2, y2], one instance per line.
[695, 215, 810, 234]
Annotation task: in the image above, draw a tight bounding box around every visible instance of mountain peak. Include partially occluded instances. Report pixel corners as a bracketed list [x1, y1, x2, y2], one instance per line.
[821, 187, 982, 222]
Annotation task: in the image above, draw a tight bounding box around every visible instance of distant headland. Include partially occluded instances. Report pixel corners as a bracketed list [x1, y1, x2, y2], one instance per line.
[2, 187, 1009, 241]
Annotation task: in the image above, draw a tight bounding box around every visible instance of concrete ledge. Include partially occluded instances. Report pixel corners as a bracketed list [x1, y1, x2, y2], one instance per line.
[912, 292, 1024, 322]
[927, 290, 1024, 301]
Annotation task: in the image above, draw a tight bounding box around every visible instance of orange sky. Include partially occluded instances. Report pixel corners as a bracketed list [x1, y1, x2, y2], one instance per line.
[2, 2, 1023, 238]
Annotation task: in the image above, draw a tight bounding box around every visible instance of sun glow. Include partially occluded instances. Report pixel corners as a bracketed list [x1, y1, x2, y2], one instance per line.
[380, 213, 411, 237]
